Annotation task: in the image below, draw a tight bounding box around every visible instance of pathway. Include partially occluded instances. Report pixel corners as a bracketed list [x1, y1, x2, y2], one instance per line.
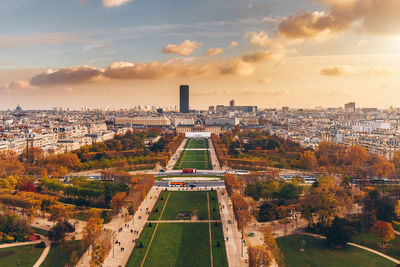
[32, 236, 51, 267]
[77, 186, 161, 267]
[208, 138, 221, 171]
[301, 232, 400, 265]
[348, 242, 400, 264]
[217, 188, 247, 267]
[166, 139, 187, 171]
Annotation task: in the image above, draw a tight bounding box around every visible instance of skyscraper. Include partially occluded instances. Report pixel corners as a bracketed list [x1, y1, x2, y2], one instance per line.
[180, 85, 189, 113]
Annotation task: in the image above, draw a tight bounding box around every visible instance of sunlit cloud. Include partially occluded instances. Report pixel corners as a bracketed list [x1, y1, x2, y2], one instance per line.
[228, 41, 238, 48]
[162, 40, 202, 56]
[204, 48, 224, 56]
[102, 0, 132, 7]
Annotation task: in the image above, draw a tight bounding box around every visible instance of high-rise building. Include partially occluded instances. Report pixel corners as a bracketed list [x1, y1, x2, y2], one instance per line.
[180, 85, 189, 113]
[344, 102, 356, 113]
[229, 99, 235, 108]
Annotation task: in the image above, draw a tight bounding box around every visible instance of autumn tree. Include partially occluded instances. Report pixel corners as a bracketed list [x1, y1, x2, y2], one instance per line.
[110, 192, 126, 216]
[82, 217, 103, 254]
[49, 204, 71, 223]
[371, 156, 394, 178]
[299, 151, 318, 170]
[263, 226, 284, 267]
[248, 245, 272, 267]
[90, 229, 112, 267]
[370, 220, 395, 246]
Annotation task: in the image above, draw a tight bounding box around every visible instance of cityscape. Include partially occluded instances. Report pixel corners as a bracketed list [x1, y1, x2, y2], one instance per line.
[1, 1, 400, 267]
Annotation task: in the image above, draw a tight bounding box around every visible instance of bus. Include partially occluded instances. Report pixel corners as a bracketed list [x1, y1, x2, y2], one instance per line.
[169, 181, 185, 187]
[182, 169, 196, 174]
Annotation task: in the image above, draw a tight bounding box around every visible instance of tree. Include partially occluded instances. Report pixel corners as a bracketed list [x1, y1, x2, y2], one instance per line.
[370, 220, 395, 246]
[248, 245, 272, 267]
[263, 226, 284, 267]
[299, 151, 317, 170]
[67, 251, 79, 267]
[371, 156, 394, 178]
[49, 204, 71, 223]
[110, 192, 126, 216]
[82, 217, 103, 253]
[326, 217, 352, 247]
[48, 221, 75, 242]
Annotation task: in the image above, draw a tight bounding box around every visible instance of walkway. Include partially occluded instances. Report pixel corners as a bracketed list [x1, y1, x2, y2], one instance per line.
[208, 138, 221, 171]
[348, 242, 400, 264]
[76, 186, 161, 267]
[32, 236, 51, 267]
[217, 188, 247, 267]
[166, 139, 187, 171]
[301, 232, 400, 265]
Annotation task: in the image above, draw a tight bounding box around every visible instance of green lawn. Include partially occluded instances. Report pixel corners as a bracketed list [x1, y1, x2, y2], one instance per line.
[211, 222, 228, 267]
[0, 244, 44, 267]
[174, 150, 212, 170]
[160, 191, 209, 220]
[126, 223, 157, 267]
[185, 139, 209, 149]
[277, 234, 394, 267]
[32, 227, 49, 237]
[41, 240, 87, 267]
[209, 191, 221, 220]
[149, 191, 169, 220]
[128, 190, 228, 267]
[351, 232, 400, 260]
[144, 223, 212, 267]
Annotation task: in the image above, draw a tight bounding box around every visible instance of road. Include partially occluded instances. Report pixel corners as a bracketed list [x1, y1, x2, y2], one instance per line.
[155, 180, 224, 188]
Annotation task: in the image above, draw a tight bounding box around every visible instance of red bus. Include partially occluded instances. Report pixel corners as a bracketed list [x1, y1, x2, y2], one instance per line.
[182, 169, 196, 174]
[169, 182, 185, 187]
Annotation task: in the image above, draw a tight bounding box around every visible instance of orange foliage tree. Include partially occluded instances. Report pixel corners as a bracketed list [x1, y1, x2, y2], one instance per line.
[370, 220, 395, 246]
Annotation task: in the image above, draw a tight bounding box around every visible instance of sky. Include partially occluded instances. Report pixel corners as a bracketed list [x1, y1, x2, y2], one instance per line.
[2, 0, 400, 110]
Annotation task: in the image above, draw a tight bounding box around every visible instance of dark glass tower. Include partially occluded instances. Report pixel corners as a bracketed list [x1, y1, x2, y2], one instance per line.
[180, 85, 189, 113]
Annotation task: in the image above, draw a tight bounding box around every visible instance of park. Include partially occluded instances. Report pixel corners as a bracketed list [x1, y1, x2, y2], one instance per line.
[126, 190, 228, 267]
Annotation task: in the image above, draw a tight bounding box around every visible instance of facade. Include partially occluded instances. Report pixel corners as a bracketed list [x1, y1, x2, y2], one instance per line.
[180, 85, 189, 113]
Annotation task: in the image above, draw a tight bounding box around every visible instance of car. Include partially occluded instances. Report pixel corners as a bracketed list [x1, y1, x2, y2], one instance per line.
[159, 169, 166, 173]
[189, 184, 196, 188]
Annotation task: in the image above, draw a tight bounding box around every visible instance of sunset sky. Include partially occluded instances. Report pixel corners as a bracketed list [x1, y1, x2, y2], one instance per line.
[2, 0, 400, 110]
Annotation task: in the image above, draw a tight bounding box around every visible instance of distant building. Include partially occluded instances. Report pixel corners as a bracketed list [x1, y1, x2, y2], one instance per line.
[282, 106, 289, 113]
[180, 85, 189, 113]
[344, 102, 356, 113]
[229, 99, 235, 110]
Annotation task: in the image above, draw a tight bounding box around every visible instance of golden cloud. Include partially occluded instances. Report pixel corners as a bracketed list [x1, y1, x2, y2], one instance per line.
[278, 0, 400, 40]
[204, 48, 224, 56]
[162, 40, 202, 56]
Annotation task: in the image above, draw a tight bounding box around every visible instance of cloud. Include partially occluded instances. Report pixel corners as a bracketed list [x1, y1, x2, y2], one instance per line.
[244, 31, 272, 47]
[242, 50, 285, 63]
[320, 66, 357, 76]
[162, 40, 202, 56]
[219, 58, 255, 76]
[320, 66, 396, 77]
[204, 48, 224, 56]
[2, 80, 36, 92]
[277, 0, 400, 41]
[103, 60, 213, 80]
[367, 68, 396, 76]
[102, 0, 132, 7]
[228, 41, 238, 48]
[30, 65, 104, 86]
[258, 77, 272, 84]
